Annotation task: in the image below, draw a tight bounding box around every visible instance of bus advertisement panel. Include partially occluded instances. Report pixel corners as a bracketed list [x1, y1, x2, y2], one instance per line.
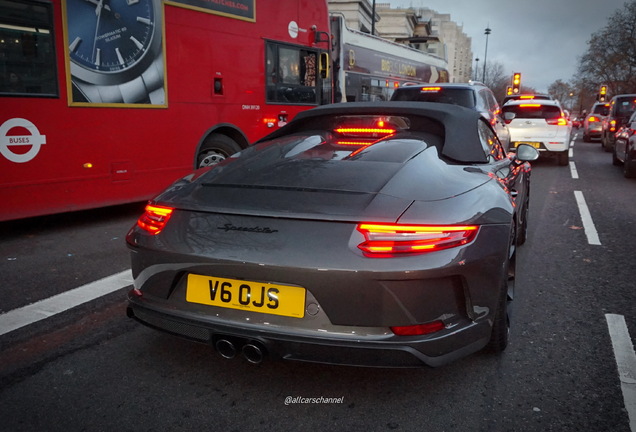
[330, 15, 448, 103]
[0, 0, 331, 221]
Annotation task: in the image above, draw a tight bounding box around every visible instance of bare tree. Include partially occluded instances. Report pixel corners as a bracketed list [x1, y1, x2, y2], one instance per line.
[548, 80, 576, 110]
[577, 1, 636, 96]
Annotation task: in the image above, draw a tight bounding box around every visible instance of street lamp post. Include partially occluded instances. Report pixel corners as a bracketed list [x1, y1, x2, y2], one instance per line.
[482, 26, 491, 83]
[474, 58, 480, 81]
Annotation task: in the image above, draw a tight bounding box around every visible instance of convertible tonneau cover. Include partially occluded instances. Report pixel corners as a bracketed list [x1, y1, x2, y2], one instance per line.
[257, 101, 489, 164]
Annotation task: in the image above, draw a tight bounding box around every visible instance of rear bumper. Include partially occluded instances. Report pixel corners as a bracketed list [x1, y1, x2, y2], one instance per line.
[512, 141, 568, 153]
[127, 297, 491, 367]
[586, 124, 602, 135]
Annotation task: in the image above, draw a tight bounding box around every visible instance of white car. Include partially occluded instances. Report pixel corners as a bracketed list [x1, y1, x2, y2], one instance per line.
[503, 100, 571, 166]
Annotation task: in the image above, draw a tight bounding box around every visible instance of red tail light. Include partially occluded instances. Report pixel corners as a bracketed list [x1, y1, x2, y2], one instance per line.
[334, 127, 397, 135]
[610, 119, 617, 132]
[137, 204, 174, 235]
[588, 116, 599, 122]
[391, 320, 445, 336]
[356, 223, 479, 256]
[546, 117, 568, 126]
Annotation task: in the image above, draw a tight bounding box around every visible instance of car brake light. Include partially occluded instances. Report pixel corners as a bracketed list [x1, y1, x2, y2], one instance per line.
[546, 117, 568, 126]
[519, 104, 541, 107]
[356, 223, 479, 256]
[420, 86, 441, 92]
[391, 320, 445, 336]
[335, 127, 397, 135]
[610, 119, 617, 132]
[336, 140, 372, 146]
[137, 204, 174, 234]
[588, 116, 599, 122]
[519, 95, 535, 99]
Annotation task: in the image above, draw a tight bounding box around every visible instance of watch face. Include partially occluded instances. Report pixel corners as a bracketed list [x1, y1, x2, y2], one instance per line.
[67, 0, 156, 73]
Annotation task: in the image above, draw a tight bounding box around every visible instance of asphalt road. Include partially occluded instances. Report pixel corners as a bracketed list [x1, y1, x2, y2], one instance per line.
[0, 132, 634, 432]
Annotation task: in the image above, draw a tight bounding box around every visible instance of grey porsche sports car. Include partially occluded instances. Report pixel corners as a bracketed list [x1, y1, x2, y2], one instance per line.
[126, 102, 539, 368]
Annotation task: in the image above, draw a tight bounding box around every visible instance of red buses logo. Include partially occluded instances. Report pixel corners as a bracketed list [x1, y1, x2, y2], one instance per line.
[0, 118, 47, 163]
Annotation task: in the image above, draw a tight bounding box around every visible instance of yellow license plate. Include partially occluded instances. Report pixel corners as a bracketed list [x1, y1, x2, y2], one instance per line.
[186, 274, 306, 318]
[515, 141, 541, 148]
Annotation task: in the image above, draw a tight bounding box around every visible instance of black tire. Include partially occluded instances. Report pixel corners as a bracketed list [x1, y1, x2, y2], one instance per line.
[487, 273, 511, 353]
[625, 150, 636, 178]
[486, 229, 514, 353]
[516, 183, 529, 246]
[196, 134, 242, 168]
[557, 150, 569, 166]
[612, 143, 622, 166]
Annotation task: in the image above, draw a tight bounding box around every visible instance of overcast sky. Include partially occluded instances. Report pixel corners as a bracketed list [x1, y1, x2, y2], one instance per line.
[386, 0, 627, 92]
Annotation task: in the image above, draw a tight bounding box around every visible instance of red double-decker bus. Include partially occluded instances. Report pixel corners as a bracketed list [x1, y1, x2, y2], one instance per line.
[0, 0, 332, 221]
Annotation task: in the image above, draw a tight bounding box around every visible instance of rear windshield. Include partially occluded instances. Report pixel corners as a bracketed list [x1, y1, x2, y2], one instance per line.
[592, 103, 610, 116]
[503, 104, 562, 120]
[391, 88, 476, 109]
[614, 97, 636, 117]
[251, 114, 445, 163]
[502, 95, 551, 105]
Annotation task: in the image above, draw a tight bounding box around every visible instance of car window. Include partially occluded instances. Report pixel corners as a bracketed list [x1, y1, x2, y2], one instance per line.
[481, 89, 499, 113]
[477, 89, 489, 111]
[503, 104, 561, 120]
[502, 94, 551, 105]
[613, 98, 636, 117]
[592, 103, 610, 116]
[392, 88, 476, 109]
[477, 120, 505, 162]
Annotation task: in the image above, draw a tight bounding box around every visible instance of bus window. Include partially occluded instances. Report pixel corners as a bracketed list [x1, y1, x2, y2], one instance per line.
[266, 42, 318, 105]
[0, 0, 58, 97]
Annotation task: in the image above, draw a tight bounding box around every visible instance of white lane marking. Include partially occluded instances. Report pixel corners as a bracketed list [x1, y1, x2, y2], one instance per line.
[569, 147, 574, 158]
[573, 191, 601, 245]
[570, 161, 579, 179]
[0, 269, 133, 336]
[606, 314, 636, 432]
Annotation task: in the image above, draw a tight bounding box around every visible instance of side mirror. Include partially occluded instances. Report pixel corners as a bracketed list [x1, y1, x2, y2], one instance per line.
[515, 144, 539, 162]
[319, 52, 330, 79]
[504, 112, 516, 121]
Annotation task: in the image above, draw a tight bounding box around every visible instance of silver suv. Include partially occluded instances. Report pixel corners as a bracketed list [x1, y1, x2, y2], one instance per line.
[391, 82, 511, 150]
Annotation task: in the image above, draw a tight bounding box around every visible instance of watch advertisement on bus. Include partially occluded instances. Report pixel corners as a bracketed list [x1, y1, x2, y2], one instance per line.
[344, 44, 449, 83]
[63, 0, 167, 107]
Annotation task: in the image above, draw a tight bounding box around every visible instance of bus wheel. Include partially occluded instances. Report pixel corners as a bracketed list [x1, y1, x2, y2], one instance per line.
[197, 134, 241, 168]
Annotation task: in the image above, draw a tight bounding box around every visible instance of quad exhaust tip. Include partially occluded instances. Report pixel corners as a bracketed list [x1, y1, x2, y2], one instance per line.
[215, 339, 237, 359]
[242, 343, 264, 364]
[215, 338, 266, 364]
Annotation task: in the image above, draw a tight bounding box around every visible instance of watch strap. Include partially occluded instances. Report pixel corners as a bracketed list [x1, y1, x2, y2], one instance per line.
[74, 52, 165, 105]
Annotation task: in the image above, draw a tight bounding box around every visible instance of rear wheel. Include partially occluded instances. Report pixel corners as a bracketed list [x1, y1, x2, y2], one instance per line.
[196, 134, 242, 168]
[624, 149, 636, 178]
[612, 142, 622, 166]
[486, 228, 515, 353]
[516, 183, 530, 245]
